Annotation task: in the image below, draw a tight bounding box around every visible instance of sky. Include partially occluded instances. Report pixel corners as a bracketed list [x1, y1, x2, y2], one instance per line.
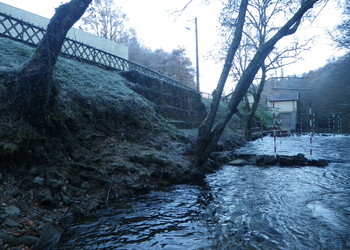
[0, 0, 346, 93]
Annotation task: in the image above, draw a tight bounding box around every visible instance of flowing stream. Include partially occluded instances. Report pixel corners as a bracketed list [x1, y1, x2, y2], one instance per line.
[57, 135, 350, 249]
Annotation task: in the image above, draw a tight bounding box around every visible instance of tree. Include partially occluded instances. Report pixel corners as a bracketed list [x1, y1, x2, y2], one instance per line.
[81, 0, 196, 88]
[14, 0, 92, 125]
[220, 0, 311, 140]
[333, 1, 350, 50]
[196, 0, 323, 164]
[81, 0, 129, 43]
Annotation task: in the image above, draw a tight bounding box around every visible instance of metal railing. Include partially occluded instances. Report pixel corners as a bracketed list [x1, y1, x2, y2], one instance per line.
[0, 12, 198, 92]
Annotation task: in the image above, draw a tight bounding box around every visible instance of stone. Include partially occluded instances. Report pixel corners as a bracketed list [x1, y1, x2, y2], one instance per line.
[10, 188, 21, 197]
[263, 155, 278, 165]
[308, 159, 328, 167]
[255, 155, 277, 166]
[28, 167, 39, 175]
[47, 179, 63, 189]
[33, 177, 45, 186]
[292, 153, 308, 165]
[0, 232, 38, 247]
[39, 189, 53, 206]
[81, 182, 90, 190]
[4, 218, 19, 227]
[228, 159, 247, 166]
[278, 156, 294, 166]
[31, 223, 62, 250]
[4, 205, 21, 217]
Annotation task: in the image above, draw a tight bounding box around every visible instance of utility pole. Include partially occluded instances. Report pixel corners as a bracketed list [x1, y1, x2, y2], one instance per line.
[195, 17, 200, 91]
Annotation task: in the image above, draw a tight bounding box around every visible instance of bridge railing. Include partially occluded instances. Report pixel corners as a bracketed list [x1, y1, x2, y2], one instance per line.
[0, 12, 198, 92]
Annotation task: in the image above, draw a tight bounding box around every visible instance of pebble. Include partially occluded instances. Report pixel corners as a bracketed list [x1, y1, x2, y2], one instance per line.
[4, 205, 21, 216]
[4, 217, 19, 227]
[33, 177, 45, 186]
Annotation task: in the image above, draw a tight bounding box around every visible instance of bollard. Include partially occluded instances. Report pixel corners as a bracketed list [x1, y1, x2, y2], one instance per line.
[309, 104, 313, 157]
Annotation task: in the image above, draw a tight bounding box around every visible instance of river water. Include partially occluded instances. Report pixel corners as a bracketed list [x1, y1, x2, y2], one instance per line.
[57, 135, 350, 249]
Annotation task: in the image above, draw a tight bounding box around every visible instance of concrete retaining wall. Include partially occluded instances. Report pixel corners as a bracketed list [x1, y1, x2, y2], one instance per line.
[0, 2, 128, 60]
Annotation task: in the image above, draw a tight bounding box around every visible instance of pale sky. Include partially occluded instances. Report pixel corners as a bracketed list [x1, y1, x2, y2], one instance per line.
[0, 0, 346, 93]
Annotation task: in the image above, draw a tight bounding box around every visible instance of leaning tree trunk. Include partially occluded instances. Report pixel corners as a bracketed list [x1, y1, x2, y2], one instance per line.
[195, 0, 320, 164]
[16, 0, 91, 124]
[196, 0, 248, 163]
[245, 64, 267, 140]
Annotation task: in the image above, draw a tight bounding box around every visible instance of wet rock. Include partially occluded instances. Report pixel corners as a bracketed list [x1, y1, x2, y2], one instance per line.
[10, 187, 21, 197]
[292, 153, 308, 165]
[202, 159, 219, 173]
[81, 181, 90, 190]
[39, 189, 53, 206]
[4, 217, 19, 227]
[308, 159, 328, 167]
[29, 166, 39, 175]
[61, 194, 73, 205]
[31, 223, 62, 250]
[33, 176, 45, 186]
[228, 159, 247, 166]
[278, 156, 294, 166]
[4, 205, 21, 217]
[0, 232, 38, 247]
[255, 155, 277, 166]
[210, 151, 233, 164]
[47, 178, 64, 189]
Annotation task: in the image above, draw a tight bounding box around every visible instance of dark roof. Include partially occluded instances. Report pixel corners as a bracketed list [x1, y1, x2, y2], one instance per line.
[267, 91, 299, 102]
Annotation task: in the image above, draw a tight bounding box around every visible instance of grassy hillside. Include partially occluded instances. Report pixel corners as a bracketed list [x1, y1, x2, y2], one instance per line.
[0, 37, 207, 235]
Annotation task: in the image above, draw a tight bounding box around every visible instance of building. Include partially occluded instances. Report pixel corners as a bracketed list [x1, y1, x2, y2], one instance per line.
[0, 2, 129, 60]
[265, 91, 300, 132]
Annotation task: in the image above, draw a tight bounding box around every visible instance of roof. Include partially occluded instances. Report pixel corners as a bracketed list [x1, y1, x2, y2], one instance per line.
[267, 91, 299, 102]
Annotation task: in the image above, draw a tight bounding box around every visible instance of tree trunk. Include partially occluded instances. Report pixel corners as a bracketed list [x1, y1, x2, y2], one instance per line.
[16, 0, 91, 124]
[195, 0, 320, 164]
[245, 64, 266, 140]
[196, 0, 249, 164]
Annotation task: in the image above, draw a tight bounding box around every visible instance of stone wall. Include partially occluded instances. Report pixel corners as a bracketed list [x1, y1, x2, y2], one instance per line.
[120, 70, 207, 129]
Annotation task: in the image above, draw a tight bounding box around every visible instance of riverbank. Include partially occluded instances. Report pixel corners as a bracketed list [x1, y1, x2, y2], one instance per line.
[0, 38, 246, 249]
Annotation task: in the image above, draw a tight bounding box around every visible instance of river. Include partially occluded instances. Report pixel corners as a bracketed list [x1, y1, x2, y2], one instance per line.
[56, 135, 350, 249]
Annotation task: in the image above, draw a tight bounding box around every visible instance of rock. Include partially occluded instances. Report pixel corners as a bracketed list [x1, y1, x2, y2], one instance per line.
[81, 182, 90, 190]
[29, 167, 39, 175]
[4, 205, 21, 217]
[210, 152, 232, 164]
[255, 155, 277, 166]
[39, 189, 53, 206]
[278, 156, 294, 166]
[47, 178, 64, 189]
[10, 188, 21, 197]
[308, 159, 328, 167]
[0, 172, 2, 180]
[292, 153, 308, 165]
[0, 232, 38, 247]
[31, 223, 62, 250]
[4, 217, 19, 227]
[33, 177, 45, 186]
[228, 159, 247, 166]
[202, 159, 219, 173]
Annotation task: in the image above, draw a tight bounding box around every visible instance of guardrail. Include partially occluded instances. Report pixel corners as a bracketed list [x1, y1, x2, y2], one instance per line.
[0, 12, 198, 92]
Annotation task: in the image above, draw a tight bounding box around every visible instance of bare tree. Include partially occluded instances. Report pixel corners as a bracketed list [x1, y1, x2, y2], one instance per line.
[81, 0, 128, 43]
[220, 0, 311, 140]
[195, 0, 323, 164]
[332, 1, 350, 50]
